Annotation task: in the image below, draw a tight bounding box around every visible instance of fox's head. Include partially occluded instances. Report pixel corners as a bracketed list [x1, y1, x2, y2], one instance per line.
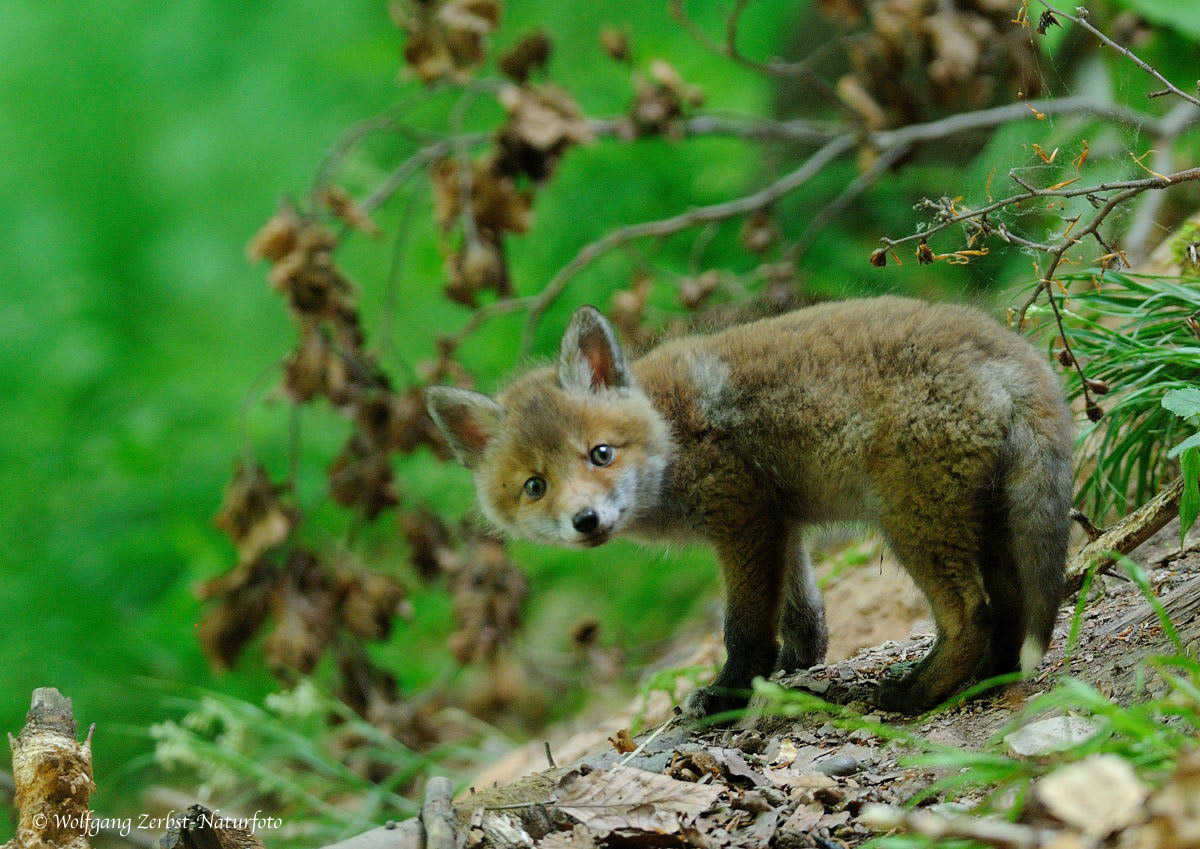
[425, 306, 673, 548]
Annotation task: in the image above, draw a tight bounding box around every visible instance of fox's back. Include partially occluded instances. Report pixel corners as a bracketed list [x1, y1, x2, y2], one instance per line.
[632, 296, 1070, 522]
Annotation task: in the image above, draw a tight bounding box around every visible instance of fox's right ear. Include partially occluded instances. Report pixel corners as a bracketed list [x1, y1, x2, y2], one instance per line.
[424, 386, 504, 469]
[559, 305, 632, 393]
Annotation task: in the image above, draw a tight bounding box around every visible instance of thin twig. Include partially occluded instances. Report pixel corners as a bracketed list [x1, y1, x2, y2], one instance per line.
[882, 167, 1200, 252]
[1124, 101, 1200, 262]
[1038, 1, 1200, 109]
[669, 0, 857, 122]
[788, 142, 913, 263]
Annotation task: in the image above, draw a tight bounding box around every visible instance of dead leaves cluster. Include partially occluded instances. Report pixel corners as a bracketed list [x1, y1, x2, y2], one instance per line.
[395, 0, 502, 83]
[823, 0, 1041, 128]
[201, 464, 409, 676]
[432, 77, 592, 307]
[448, 536, 528, 665]
[250, 201, 453, 521]
[464, 733, 892, 849]
[632, 60, 705, 139]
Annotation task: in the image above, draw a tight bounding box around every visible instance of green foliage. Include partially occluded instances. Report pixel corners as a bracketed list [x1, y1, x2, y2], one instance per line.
[1164, 387, 1200, 545]
[1056, 271, 1200, 519]
[150, 680, 502, 848]
[1114, 0, 1200, 39]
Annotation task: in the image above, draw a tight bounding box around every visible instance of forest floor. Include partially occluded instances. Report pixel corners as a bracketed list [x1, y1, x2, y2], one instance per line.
[447, 523, 1200, 849]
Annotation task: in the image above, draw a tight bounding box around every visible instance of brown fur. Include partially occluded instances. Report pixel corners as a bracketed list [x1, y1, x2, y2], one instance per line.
[426, 297, 1073, 715]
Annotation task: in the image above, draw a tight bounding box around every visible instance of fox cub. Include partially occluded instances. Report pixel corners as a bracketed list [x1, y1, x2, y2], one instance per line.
[426, 297, 1073, 715]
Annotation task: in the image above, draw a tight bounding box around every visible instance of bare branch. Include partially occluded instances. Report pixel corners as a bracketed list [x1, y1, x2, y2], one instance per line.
[518, 134, 858, 354]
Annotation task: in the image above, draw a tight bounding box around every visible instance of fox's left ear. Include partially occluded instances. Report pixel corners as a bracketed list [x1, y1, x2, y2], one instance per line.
[559, 305, 632, 393]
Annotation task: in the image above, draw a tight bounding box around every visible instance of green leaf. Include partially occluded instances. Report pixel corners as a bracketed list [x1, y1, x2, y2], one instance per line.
[1168, 431, 1200, 459]
[1162, 387, 1200, 421]
[1114, 0, 1200, 39]
[1180, 448, 1200, 547]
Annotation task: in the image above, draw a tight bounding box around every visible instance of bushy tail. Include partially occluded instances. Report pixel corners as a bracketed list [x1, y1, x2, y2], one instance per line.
[1000, 415, 1073, 672]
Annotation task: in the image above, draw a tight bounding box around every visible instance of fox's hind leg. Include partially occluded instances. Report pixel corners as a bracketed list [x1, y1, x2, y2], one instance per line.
[778, 529, 828, 672]
[875, 509, 990, 714]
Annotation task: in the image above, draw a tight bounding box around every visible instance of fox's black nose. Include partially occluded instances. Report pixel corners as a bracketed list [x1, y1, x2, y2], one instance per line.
[572, 509, 599, 534]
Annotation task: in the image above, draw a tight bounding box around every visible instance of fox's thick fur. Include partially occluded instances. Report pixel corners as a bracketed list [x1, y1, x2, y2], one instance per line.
[426, 297, 1073, 715]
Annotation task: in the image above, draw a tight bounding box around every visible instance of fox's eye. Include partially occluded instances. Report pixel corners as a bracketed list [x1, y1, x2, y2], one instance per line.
[589, 444, 615, 466]
[523, 476, 546, 499]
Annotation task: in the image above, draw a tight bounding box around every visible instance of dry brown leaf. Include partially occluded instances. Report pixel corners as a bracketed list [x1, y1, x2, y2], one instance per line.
[401, 507, 459, 580]
[320, 185, 380, 238]
[1036, 754, 1147, 837]
[448, 537, 528, 664]
[553, 765, 723, 837]
[197, 569, 273, 670]
[248, 201, 302, 263]
[329, 432, 399, 520]
[335, 568, 407, 640]
[431, 157, 533, 234]
[265, 550, 337, 674]
[214, 462, 297, 564]
[534, 825, 596, 849]
[498, 30, 552, 82]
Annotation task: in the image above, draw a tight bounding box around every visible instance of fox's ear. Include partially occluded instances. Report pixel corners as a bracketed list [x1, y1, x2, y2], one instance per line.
[424, 386, 504, 469]
[558, 305, 631, 393]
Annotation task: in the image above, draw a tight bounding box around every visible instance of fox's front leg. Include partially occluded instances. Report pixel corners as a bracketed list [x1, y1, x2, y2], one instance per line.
[684, 526, 787, 720]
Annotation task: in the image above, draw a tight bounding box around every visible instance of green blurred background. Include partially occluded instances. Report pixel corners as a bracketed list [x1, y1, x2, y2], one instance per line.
[1, 0, 1196, 826]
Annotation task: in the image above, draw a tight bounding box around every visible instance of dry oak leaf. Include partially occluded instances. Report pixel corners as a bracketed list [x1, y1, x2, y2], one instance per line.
[552, 765, 723, 837]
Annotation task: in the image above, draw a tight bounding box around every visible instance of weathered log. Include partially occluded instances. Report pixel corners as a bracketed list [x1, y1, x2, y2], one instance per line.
[2, 688, 95, 849]
[421, 777, 458, 849]
[1066, 476, 1184, 593]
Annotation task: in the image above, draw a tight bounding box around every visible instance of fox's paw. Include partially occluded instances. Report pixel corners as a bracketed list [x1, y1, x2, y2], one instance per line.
[777, 644, 823, 675]
[873, 661, 926, 714]
[682, 686, 749, 722]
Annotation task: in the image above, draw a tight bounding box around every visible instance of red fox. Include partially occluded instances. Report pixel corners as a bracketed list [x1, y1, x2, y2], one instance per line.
[426, 297, 1073, 715]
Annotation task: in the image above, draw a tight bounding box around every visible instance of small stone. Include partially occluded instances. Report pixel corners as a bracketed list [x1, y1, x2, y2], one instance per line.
[815, 755, 860, 776]
[1004, 716, 1100, 757]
